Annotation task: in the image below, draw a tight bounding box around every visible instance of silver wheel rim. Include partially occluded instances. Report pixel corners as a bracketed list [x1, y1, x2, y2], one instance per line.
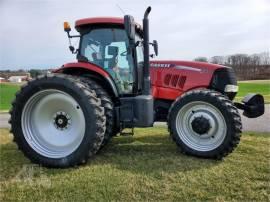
[21, 89, 86, 158]
[175, 101, 227, 152]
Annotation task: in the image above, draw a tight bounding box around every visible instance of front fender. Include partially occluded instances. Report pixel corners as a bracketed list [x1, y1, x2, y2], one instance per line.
[234, 94, 265, 118]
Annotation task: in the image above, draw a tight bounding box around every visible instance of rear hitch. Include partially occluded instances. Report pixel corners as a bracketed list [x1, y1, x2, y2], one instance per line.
[234, 93, 265, 118]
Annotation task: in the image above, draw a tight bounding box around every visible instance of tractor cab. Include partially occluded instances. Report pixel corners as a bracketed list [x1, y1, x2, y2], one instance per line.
[64, 17, 146, 95]
[76, 19, 143, 94]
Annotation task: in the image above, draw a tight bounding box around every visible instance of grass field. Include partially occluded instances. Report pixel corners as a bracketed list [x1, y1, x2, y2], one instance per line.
[0, 127, 269, 201]
[0, 83, 20, 111]
[0, 80, 269, 111]
[236, 80, 270, 103]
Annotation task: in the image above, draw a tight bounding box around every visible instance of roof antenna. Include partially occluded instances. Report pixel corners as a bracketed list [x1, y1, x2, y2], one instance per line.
[116, 4, 126, 15]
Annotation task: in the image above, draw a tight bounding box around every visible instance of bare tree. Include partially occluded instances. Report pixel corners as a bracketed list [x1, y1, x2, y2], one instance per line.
[258, 51, 270, 65]
[210, 56, 225, 64]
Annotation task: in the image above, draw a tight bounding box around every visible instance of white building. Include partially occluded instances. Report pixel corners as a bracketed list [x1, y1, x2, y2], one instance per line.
[8, 76, 27, 83]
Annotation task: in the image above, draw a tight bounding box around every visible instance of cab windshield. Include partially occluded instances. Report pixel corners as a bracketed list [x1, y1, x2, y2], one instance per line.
[80, 28, 139, 94]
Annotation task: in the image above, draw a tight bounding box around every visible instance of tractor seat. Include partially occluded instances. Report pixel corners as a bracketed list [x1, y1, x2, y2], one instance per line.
[106, 46, 119, 69]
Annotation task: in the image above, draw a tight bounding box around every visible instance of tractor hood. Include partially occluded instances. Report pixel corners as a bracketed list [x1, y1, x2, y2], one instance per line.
[150, 60, 224, 73]
[149, 60, 236, 100]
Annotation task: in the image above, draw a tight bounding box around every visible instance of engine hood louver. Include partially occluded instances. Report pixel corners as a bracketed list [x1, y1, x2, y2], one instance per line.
[164, 74, 186, 89]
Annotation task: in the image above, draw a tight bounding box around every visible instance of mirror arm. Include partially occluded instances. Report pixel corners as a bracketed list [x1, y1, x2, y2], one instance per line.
[65, 31, 80, 54]
[66, 31, 80, 38]
[64, 21, 80, 54]
[69, 35, 80, 38]
[135, 40, 143, 47]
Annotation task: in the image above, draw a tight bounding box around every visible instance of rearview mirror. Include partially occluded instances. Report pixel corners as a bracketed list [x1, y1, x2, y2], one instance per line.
[153, 40, 158, 56]
[124, 15, 135, 41]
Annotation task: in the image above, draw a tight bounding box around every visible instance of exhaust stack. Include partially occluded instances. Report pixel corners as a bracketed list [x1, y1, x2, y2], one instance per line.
[142, 6, 151, 95]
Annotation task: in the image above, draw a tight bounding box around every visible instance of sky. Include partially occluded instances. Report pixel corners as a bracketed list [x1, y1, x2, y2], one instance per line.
[0, 0, 269, 70]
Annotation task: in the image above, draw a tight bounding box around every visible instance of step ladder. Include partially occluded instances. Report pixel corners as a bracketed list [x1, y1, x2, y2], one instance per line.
[120, 127, 134, 136]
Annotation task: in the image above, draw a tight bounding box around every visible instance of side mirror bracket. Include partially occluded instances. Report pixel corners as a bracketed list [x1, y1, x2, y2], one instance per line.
[63, 21, 80, 54]
[151, 40, 158, 56]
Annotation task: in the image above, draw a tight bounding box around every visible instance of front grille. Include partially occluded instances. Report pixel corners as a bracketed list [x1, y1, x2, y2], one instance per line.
[210, 67, 237, 99]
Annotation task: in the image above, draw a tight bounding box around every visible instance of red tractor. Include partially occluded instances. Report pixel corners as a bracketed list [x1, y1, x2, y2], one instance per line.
[10, 7, 264, 167]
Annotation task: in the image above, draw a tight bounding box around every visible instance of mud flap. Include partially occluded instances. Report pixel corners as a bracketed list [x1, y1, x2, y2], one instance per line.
[234, 93, 265, 118]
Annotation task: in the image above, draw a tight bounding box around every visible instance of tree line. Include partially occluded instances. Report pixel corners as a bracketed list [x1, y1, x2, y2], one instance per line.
[2, 52, 269, 80]
[194, 52, 270, 80]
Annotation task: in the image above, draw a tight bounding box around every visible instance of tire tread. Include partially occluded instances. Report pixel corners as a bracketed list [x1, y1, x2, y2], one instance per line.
[9, 73, 106, 168]
[168, 89, 242, 159]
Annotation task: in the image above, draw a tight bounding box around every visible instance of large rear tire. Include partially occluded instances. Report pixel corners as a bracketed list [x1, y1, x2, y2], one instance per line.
[80, 78, 117, 148]
[168, 89, 242, 159]
[9, 74, 105, 168]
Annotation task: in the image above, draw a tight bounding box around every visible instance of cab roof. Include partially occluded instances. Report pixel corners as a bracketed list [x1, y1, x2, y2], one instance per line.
[75, 17, 124, 27]
[75, 17, 143, 34]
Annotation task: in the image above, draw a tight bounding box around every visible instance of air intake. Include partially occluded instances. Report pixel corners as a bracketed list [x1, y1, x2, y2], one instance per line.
[164, 74, 172, 85]
[178, 76, 186, 89]
[164, 74, 186, 89]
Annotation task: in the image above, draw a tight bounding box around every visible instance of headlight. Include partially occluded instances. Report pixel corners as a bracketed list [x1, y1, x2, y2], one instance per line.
[224, 84, 239, 93]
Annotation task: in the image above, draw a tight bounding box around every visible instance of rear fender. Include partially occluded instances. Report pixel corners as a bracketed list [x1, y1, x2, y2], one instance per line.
[55, 62, 119, 98]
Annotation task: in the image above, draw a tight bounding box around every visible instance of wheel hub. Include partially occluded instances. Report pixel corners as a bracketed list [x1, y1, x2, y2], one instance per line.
[53, 111, 71, 130]
[175, 101, 227, 152]
[21, 89, 86, 158]
[191, 116, 211, 135]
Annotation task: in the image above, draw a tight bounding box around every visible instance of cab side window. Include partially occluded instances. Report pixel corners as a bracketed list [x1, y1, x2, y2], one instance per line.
[104, 41, 134, 93]
[80, 28, 134, 94]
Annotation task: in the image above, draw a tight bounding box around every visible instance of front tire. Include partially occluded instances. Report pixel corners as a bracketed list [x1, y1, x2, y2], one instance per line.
[9, 74, 105, 168]
[168, 89, 242, 159]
